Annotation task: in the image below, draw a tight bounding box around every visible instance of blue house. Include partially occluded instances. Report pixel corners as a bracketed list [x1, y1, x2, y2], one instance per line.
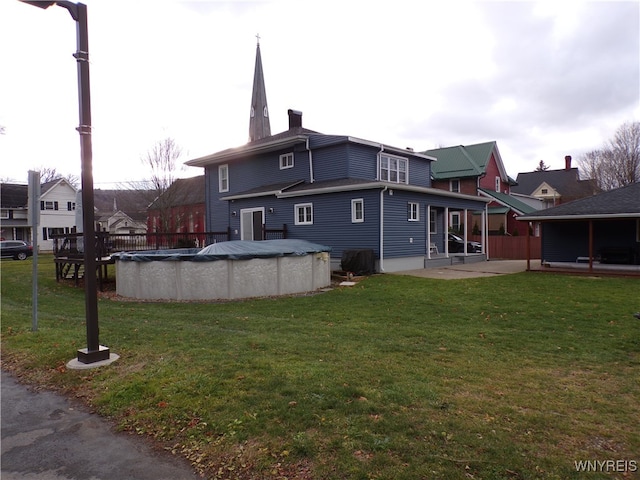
[185, 42, 489, 273]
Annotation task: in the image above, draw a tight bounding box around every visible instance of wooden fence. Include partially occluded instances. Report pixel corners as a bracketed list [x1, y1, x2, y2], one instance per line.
[470, 235, 541, 260]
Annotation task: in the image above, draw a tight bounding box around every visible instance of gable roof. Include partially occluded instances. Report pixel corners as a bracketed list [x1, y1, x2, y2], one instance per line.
[512, 168, 599, 199]
[478, 188, 539, 215]
[518, 182, 640, 220]
[186, 128, 434, 168]
[422, 141, 507, 181]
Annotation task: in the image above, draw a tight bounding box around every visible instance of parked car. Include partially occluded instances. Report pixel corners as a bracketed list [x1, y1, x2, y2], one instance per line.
[0, 240, 33, 260]
[448, 233, 482, 253]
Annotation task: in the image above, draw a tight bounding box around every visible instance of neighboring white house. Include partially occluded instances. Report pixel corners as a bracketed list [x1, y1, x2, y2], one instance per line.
[39, 178, 78, 251]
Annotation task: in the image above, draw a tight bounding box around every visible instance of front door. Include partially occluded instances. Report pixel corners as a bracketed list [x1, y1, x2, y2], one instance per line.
[240, 208, 264, 240]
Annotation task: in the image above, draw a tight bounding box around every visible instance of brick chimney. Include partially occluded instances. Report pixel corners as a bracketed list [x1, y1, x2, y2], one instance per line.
[288, 109, 302, 129]
[565, 155, 572, 170]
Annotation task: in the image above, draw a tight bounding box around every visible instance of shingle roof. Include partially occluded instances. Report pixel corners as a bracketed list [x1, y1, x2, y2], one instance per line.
[1, 183, 28, 208]
[512, 168, 599, 199]
[423, 141, 497, 179]
[479, 188, 539, 214]
[519, 182, 640, 220]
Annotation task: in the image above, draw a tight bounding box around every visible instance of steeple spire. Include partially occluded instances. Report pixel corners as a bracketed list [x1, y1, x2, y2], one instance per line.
[249, 35, 271, 142]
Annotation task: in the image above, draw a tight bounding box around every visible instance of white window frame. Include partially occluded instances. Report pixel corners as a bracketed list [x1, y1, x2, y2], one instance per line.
[450, 212, 461, 232]
[495, 176, 501, 192]
[450, 179, 460, 193]
[280, 152, 294, 170]
[351, 199, 364, 223]
[430, 209, 437, 234]
[379, 153, 408, 184]
[0, 210, 8, 219]
[294, 203, 313, 225]
[408, 202, 419, 222]
[218, 164, 229, 192]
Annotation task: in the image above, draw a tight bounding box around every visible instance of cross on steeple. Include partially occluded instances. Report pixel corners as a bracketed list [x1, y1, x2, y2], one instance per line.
[256, 33, 260, 45]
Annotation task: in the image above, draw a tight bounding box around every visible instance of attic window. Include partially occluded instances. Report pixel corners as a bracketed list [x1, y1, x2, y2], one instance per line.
[541, 188, 548, 194]
[495, 176, 501, 192]
[450, 179, 460, 193]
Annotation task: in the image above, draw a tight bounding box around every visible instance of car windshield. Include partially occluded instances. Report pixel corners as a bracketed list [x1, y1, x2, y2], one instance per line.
[449, 234, 463, 241]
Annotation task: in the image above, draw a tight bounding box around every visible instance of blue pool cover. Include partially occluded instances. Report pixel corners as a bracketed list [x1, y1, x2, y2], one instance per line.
[112, 239, 332, 262]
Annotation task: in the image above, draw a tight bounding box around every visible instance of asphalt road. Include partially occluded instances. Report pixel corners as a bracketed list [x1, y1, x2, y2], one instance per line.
[1, 371, 200, 480]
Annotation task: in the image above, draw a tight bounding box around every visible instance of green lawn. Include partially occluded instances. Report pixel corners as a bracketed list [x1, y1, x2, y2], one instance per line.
[2, 255, 639, 479]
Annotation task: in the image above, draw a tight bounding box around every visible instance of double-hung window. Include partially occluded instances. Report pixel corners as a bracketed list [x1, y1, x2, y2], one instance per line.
[379, 154, 408, 184]
[295, 203, 313, 225]
[280, 152, 294, 169]
[41, 201, 58, 211]
[351, 199, 364, 223]
[219, 164, 229, 192]
[408, 202, 419, 221]
[495, 176, 501, 192]
[450, 179, 460, 193]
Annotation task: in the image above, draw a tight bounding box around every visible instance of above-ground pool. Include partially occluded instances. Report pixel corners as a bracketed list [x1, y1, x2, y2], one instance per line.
[112, 239, 332, 301]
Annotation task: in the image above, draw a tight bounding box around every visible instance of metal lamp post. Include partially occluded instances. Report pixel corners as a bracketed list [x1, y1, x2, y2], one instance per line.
[22, 1, 110, 364]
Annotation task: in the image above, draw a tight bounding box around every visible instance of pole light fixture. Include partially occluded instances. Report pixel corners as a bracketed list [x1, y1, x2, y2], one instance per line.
[22, 0, 110, 364]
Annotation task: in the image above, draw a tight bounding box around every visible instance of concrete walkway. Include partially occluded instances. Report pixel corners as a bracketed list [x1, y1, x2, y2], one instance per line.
[393, 259, 537, 279]
[1, 371, 200, 480]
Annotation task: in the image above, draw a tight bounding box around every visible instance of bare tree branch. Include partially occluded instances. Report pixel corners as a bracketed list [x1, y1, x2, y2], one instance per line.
[578, 121, 640, 190]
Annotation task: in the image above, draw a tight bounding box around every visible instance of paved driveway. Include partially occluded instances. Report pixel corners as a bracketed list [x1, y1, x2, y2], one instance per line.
[1, 372, 200, 480]
[393, 259, 534, 279]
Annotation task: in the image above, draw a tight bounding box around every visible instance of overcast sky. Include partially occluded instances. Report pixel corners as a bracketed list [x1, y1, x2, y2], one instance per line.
[1, 0, 638, 187]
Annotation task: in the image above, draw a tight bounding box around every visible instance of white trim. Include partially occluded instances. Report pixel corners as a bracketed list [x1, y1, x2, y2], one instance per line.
[294, 203, 313, 225]
[379, 153, 408, 184]
[185, 136, 309, 167]
[408, 202, 419, 221]
[218, 164, 229, 192]
[239, 207, 264, 240]
[279, 152, 294, 170]
[351, 198, 364, 223]
[277, 182, 491, 202]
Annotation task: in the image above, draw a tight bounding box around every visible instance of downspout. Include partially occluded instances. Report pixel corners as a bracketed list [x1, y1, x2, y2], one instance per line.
[378, 144, 386, 272]
[306, 137, 314, 184]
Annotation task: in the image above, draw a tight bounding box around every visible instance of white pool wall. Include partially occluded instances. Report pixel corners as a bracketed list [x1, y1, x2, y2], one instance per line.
[115, 251, 331, 301]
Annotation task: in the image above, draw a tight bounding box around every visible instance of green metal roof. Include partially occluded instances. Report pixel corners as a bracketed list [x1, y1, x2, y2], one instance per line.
[423, 141, 497, 180]
[479, 188, 539, 215]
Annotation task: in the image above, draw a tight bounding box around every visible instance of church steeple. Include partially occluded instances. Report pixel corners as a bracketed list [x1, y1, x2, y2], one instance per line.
[249, 35, 271, 142]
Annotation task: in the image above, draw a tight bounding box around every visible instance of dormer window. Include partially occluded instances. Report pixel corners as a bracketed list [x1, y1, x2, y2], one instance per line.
[379, 154, 408, 184]
[541, 188, 548, 195]
[280, 152, 294, 170]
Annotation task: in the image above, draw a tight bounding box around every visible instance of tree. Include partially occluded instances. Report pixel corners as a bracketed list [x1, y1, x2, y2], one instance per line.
[535, 160, 550, 171]
[138, 137, 184, 233]
[578, 121, 640, 190]
[33, 166, 80, 188]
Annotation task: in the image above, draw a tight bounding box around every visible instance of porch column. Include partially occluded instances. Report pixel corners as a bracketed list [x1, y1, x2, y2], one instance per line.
[426, 204, 432, 260]
[482, 208, 487, 258]
[444, 207, 449, 257]
[463, 208, 468, 255]
[588, 220, 594, 273]
[526, 222, 531, 271]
